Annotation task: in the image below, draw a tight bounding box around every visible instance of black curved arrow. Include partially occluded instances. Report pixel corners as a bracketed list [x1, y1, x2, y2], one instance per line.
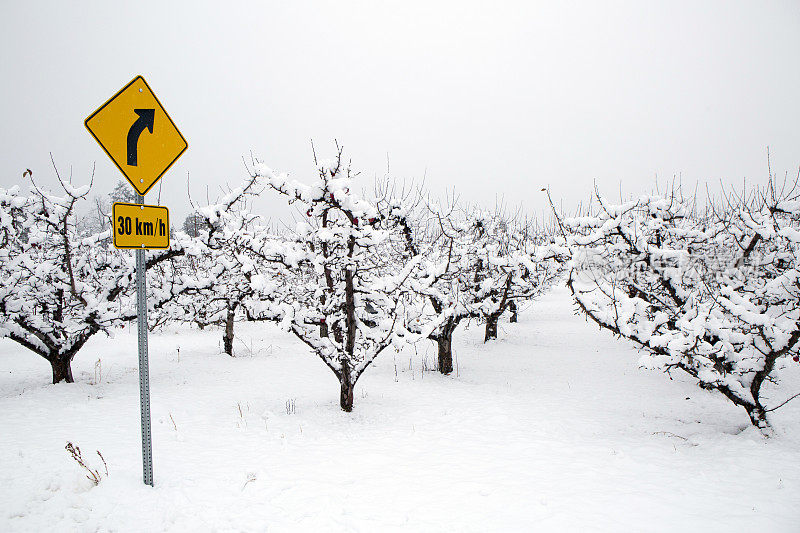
[127, 109, 155, 166]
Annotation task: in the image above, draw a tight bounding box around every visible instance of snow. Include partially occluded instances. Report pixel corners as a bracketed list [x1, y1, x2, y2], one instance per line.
[1, 286, 799, 531]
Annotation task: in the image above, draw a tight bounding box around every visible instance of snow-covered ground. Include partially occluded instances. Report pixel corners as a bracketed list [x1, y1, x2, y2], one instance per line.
[1, 286, 798, 532]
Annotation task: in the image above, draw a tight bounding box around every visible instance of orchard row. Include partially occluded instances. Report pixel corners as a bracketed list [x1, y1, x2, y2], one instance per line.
[1, 147, 798, 432]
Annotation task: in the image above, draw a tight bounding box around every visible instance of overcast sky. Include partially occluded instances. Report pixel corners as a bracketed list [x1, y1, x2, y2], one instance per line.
[1, 1, 798, 223]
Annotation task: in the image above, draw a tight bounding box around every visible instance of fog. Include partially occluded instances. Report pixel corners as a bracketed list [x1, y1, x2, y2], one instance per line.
[1, 1, 798, 223]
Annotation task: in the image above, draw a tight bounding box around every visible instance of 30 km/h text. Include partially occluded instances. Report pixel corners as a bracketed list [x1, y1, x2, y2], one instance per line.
[116, 216, 167, 238]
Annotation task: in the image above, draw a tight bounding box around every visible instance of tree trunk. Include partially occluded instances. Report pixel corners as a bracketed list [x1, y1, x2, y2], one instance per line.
[50, 356, 74, 384]
[437, 332, 454, 375]
[54, 289, 63, 323]
[745, 403, 770, 431]
[509, 301, 518, 323]
[747, 353, 776, 433]
[320, 321, 328, 338]
[339, 374, 354, 412]
[223, 307, 235, 356]
[484, 315, 499, 342]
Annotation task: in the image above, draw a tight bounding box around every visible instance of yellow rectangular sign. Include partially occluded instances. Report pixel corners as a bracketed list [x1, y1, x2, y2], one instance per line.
[112, 203, 170, 249]
[86, 76, 187, 196]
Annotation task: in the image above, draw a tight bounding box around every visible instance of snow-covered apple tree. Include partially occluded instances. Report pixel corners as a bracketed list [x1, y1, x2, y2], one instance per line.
[560, 179, 800, 431]
[160, 174, 285, 356]
[401, 203, 478, 374]
[466, 210, 562, 342]
[400, 199, 563, 373]
[225, 146, 420, 411]
[0, 174, 207, 383]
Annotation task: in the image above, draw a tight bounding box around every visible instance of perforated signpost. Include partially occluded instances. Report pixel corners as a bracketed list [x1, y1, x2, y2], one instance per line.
[85, 75, 187, 486]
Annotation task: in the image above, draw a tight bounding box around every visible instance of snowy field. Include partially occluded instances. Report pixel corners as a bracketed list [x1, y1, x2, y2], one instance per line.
[1, 286, 799, 532]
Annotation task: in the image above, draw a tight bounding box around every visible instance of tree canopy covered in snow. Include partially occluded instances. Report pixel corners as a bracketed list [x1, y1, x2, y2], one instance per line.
[560, 176, 800, 431]
[0, 175, 209, 383]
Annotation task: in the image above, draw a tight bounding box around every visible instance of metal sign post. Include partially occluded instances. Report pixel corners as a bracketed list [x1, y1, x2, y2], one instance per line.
[135, 193, 154, 487]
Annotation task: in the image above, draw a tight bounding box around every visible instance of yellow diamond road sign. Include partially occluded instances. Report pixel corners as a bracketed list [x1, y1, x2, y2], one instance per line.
[85, 76, 187, 196]
[112, 203, 170, 249]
